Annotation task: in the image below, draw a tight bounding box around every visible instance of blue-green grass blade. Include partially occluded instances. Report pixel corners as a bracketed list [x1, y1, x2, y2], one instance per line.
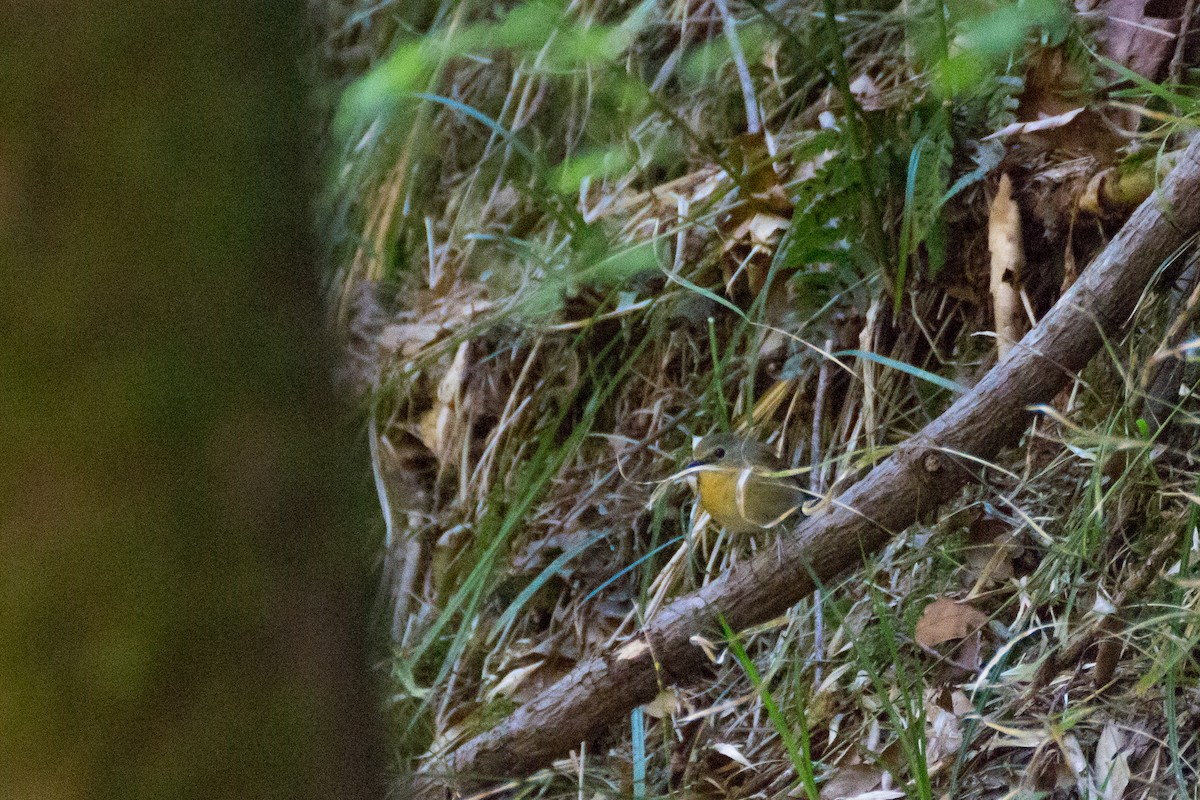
[836, 348, 968, 394]
[488, 530, 607, 644]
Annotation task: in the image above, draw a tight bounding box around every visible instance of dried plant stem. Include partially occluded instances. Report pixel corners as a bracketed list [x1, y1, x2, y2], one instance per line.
[860, 297, 880, 451]
[714, 0, 761, 134]
[810, 339, 834, 496]
[1169, 0, 1197, 88]
[989, 173, 1025, 361]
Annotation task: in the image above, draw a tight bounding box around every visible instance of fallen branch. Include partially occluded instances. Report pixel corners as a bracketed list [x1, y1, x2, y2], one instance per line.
[414, 137, 1200, 797]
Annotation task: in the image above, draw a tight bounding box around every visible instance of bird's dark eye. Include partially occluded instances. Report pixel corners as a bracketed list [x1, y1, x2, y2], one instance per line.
[712, 447, 726, 459]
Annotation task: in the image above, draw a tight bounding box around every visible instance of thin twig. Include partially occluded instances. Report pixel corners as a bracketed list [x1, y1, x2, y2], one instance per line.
[1168, 0, 1197, 89]
[810, 339, 834, 496]
[809, 338, 835, 686]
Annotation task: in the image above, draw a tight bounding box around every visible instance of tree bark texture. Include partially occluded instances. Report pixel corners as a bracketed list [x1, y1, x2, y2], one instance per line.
[1, 3, 384, 797]
[416, 136, 1200, 796]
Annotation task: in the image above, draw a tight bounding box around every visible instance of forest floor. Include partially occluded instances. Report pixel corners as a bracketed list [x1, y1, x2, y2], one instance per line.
[316, 1, 1200, 797]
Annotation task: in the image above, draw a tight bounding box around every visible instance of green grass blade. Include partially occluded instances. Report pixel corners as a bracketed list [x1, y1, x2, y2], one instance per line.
[835, 348, 968, 394]
[488, 530, 607, 644]
[662, 268, 749, 321]
[719, 616, 819, 800]
[896, 137, 925, 315]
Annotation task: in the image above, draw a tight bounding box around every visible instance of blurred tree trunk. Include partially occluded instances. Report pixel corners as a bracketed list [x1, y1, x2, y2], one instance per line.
[0, 2, 383, 798]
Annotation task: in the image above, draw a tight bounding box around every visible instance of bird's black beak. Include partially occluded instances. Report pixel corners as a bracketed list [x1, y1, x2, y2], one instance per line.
[686, 460, 703, 469]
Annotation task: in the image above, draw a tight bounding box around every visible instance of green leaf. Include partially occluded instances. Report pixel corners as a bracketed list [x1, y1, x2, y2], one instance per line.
[334, 41, 429, 137]
[412, 92, 539, 165]
[494, 0, 564, 50]
[661, 270, 749, 322]
[585, 241, 659, 285]
[940, 140, 1003, 207]
[1099, 55, 1198, 112]
[552, 147, 631, 194]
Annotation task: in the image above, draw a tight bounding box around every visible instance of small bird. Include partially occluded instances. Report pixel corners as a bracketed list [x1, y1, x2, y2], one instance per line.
[687, 433, 807, 533]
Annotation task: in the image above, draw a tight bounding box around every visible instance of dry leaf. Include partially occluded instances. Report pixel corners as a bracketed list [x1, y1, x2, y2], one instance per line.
[817, 763, 882, 799]
[1004, 47, 1128, 160]
[924, 688, 969, 769]
[1060, 732, 1088, 786]
[915, 598, 989, 647]
[849, 73, 885, 111]
[953, 630, 985, 672]
[727, 211, 791, 248]
[641, 689, 679, 719]
[984, 720, 1049, 749]
[1090, 723, 1130, 800]
[379, 322, 442, 357]
[718, 132, 794, 298]
[1096, 0, 1182, 87]
[986, 106, 1127, 160]
[986, 107, 1088, 140]
[965, 516, 1020, 587]
[1019, 48, 1088, 118]
[711, 742, 753, 770]
[485, 660, 544, 703]
[417, 339, 470, 465]
[1099, 0, 1180, 131]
